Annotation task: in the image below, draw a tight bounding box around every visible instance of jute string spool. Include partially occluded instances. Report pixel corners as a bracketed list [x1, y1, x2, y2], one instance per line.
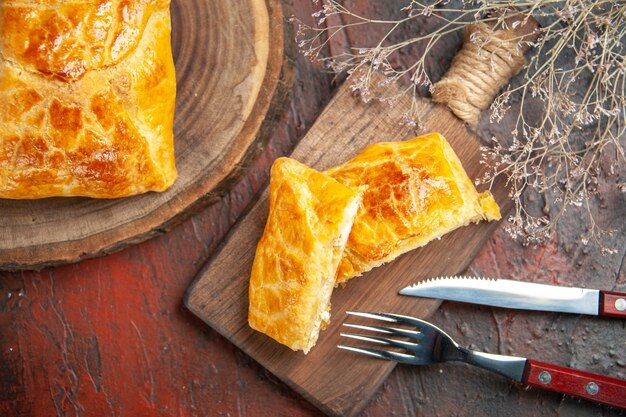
[432, 15, 539, 129]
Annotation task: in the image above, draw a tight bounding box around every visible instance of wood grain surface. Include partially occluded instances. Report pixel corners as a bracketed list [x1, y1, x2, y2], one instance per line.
[185, 73, 513, 417]
[0, 0, 293, 270]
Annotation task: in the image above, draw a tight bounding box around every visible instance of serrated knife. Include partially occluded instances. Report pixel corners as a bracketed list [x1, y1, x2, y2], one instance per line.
[399, 276, 626, 318]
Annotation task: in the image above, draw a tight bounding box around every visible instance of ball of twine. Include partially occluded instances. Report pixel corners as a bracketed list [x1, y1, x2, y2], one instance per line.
[432, 19, 538, 129]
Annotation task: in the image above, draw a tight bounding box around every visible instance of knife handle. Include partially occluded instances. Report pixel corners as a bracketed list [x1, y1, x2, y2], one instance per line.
[523, 359, 626, 409]
[600, 291, 626, 318]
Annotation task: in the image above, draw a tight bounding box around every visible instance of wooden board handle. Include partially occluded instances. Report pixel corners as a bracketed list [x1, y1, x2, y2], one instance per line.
[600, 291, 626, 318]
[523, 359, 626, 409]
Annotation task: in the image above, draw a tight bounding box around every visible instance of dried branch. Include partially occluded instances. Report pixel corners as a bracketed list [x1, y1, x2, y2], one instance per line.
[295, 0, 626, 253]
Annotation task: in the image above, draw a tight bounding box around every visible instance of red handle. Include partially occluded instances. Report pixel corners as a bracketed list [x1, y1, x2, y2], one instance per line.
[524, 359, 626, 409]
[600, 291, 626, 318]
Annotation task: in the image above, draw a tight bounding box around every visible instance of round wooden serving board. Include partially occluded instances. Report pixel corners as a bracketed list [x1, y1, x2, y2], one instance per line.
[0, 0, 293, 270]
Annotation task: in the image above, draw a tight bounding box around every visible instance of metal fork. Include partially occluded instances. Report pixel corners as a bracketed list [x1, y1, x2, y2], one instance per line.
[339, 311, 626, 410]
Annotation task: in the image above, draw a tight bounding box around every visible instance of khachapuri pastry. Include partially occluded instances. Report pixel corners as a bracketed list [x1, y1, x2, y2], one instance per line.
[248, 157, 361, 353]
[326, 132, 501, 284]
[0, 0, 176, 198]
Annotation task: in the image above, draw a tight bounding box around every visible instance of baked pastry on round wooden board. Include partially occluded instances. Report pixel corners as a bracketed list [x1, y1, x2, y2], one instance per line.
[0, 0, 293, 270]
[1, 0, 177, 199]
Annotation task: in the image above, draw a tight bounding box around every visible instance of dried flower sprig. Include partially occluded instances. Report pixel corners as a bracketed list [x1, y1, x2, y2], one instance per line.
[295, 0, 625, 253]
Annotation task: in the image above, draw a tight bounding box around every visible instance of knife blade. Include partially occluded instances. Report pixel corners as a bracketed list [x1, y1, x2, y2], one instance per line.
[399, 276, 626, 318]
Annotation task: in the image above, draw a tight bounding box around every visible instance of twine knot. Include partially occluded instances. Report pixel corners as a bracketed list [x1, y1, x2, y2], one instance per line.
[432, 17, 538, 129]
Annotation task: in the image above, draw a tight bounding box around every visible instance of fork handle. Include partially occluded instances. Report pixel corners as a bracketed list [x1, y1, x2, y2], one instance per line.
[523, 359, 626, 409]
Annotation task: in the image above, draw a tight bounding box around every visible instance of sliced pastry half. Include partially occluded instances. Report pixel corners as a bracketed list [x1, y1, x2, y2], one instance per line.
[325, 132, 501, 284]
[248, 157, 361, 353]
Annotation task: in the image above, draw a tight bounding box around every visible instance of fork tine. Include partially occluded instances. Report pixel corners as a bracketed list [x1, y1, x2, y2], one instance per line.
[340, 332, 419, 351]
[337, 345, 418, 364]
[342, 323, 423, 341]
[347, 311, 449, 337]
[346, 311, 398, 322]
[342, 322, 394, 334]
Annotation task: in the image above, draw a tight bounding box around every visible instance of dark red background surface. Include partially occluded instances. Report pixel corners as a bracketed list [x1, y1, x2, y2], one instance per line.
[1, 1, 625, 416]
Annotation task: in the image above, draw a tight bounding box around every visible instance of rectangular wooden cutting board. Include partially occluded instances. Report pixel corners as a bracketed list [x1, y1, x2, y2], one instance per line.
[185, 75, 512, 417]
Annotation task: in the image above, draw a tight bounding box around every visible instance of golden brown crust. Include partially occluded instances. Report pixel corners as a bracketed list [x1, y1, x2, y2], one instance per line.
[248, 157, 361, 353]
[326, 132, 501, 284]
[0, 0, 176, 199]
